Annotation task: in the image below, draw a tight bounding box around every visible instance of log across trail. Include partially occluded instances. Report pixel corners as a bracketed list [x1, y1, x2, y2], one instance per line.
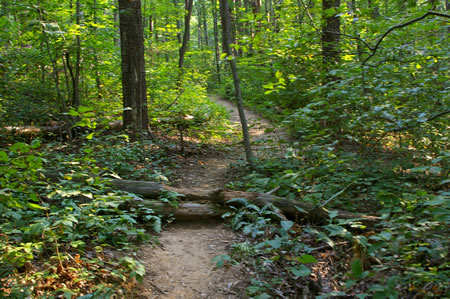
[116, 96, 375, 298]
[43, 96, 377, 298]
[110, 179, 379, 224]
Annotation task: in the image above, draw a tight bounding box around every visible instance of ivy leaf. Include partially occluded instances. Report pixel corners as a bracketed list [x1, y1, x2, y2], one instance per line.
[266, 238, 282, 249]
[289, 265, 311, 278]
[280, 220, 294, 231]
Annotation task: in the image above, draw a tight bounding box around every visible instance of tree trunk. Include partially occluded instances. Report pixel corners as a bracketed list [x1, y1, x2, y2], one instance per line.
[321, 0, 341, 81]
[37, 0, 66, 113]
[174, 0, 182, 44]
[212, 0, 221, 83]
[118, 0, 149, 135]
[92, 0, 103, 99]
[201, 0, 209, 46]
[113, 1, 120, 47]
[179, 0, 194, 69]
[72, 0, 81, 108]
[219, 0, 255, 169]
[196, 2, 203, 49]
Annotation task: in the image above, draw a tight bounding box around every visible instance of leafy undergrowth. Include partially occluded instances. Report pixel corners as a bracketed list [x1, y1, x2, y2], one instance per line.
[223, 141, 449, 298]
[0, 89, 232, 297]
[0, 135, 176, 298]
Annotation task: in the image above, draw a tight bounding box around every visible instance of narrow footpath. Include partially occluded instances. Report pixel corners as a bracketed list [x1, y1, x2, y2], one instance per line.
[136, 96, 285, 298]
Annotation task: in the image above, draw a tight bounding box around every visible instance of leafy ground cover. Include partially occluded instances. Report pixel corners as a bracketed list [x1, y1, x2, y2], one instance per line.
[219, 127, 449, 298]
[0, 95, 231, 297]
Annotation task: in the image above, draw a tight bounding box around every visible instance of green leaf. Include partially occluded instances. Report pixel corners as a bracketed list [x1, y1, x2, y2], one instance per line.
[31, 139, 41, 149]
[0, 151, 8, 163]
[290, 265, 311, 278]
[423, 197, 447, 206]
[410, 166, 428, 172]
[349, 259, 363, 279]
[27, 202, 48, 210]
[212, 254, 230, 268]
[78, 106, 93, 113]
[297, 254, 318, 264]
[428, 166, 442, 174]
[9, 142, 30, 154]
[280, 220, 294, 231]
[254, 294, 271, 299]
[68, 109, 79, 117]
[86, 132, 95, 140]
[266, 238, 282, 249]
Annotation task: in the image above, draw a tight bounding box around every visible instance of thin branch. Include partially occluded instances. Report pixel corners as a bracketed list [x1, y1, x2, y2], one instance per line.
[389, 109, 450, 133]
[362, 11, 450, 65]
[164, 89, 185, 110]
[318, 180, 357, 209]
[324, 30, 373, 50]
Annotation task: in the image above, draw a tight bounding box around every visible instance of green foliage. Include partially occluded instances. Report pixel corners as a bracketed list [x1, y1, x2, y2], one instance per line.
[222, 199, 320, 297]
[0, 138, 167, 296]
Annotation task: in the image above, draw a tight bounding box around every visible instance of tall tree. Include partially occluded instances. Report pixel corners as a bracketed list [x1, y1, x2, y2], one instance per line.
[212, 0, 221, 83]
[72, 0, 81, 107]
[219, 0, 255, 168]
[321, 0, 341, 81]
[178, 0, 194, 69]
[118, 0, 149, 134]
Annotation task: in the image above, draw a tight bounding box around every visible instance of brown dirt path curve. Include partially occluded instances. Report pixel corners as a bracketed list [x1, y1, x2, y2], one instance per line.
[136, 96, 285, 298]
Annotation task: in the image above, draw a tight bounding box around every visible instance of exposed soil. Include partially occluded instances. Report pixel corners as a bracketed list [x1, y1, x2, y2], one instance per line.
[136, 96, 285, 298]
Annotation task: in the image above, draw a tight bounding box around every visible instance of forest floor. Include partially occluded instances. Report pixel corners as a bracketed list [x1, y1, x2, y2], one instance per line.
[136, 96, 286, 298]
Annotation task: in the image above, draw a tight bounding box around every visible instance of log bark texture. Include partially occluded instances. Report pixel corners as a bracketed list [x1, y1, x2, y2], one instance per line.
[107, 179, 379, 224]
[43, 173, 379, 224]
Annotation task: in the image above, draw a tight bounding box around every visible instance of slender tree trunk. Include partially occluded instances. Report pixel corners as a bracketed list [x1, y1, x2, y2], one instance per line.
[201, 0, 209, 46]
[37, 0, 66, 113]
[179, 0, 194, 69]
[219, 0, 255, 169]
[174, 0, 182, 44]
[114, 1, 120, 47]
[321, 0, 341, 82]
[72, 0, 81, 108]
[93, 0, 103, 99]
[196, 2, 203, 49]
[118, 0, 149, 136]
[212, 0, 221, 83]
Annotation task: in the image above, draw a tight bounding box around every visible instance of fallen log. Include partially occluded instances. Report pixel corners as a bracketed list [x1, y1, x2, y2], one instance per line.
[43, 173, 379, 224]
[108, 179, 379, 224]
[3, 120, 123, 137]
[139, 200, 226, 221]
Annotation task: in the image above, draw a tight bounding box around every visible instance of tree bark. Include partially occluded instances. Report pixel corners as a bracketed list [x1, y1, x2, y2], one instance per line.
[321, 0, 341, 81]
[178, 0, 194, 69]
[212, 0, 221, 83]
[219, 0, 255, 169]
[72, 0, 81, 108]
[118, 0, 149, 135]
[174, 0, 182, 44]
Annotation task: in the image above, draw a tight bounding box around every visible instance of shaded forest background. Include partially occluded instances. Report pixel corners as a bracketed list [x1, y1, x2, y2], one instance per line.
[0, 0, 448, 297]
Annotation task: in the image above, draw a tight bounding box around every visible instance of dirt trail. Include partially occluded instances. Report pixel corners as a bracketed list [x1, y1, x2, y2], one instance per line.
[137, 96, 284, 298]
